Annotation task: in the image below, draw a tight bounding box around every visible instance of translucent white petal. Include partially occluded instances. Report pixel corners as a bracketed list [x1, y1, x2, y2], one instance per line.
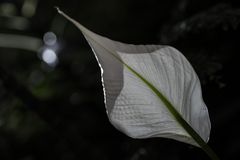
[58, 10, 211, 146]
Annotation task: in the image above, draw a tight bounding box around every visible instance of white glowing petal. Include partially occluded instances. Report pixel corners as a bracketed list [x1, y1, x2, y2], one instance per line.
[42, 49, 57, 64]
[57, 10, 211, 147]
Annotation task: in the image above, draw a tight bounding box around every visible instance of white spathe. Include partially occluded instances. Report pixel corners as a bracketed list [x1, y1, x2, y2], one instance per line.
[58, 9, 211, 146]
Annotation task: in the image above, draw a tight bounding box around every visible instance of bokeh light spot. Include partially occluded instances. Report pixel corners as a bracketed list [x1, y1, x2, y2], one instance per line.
[43, 32, 57, 46]
[42, 49, 58, 65]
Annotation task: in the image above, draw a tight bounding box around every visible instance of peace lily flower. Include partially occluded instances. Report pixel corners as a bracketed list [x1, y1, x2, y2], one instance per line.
[57, 8, 219, 160]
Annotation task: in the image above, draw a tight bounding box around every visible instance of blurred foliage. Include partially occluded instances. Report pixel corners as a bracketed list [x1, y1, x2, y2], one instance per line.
[0, 0, 240, 160]
[160, 3, 240, 43]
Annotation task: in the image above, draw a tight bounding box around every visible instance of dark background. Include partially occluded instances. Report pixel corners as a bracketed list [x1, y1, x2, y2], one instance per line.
[0, 0, 240, 159]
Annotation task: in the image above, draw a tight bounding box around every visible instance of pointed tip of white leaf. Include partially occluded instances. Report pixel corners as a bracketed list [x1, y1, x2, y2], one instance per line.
[54, 6, 61, 14]
[55, 8, 88, 35]
[55, 8, 73, 23]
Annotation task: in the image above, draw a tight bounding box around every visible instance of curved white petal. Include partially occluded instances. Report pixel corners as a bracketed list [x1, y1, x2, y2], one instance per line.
[58, 10, 211, 146]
